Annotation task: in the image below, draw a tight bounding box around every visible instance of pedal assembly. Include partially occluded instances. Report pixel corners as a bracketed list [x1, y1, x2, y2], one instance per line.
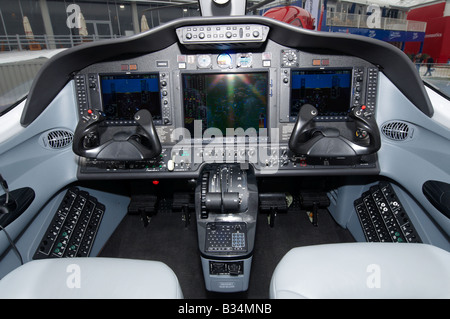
[127, 192, 195, 227]
[259, 193, 288, 227]
[299, 192, 330, 227]
[258, 191, 330, 227]
[127, 194, 158, 227]
[127, 190, 330, 229]
[172, 192, 195, 227]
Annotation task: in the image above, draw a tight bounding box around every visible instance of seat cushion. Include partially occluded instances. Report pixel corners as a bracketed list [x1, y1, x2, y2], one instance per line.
[270, 242, 450, 299]
[0, 257, 183, 299]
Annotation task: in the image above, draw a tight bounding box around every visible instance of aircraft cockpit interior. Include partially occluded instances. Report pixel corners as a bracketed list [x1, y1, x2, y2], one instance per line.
[0, 0, 449, 300]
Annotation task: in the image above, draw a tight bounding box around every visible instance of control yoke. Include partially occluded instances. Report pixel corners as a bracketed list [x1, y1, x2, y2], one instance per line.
[289, 104, 381, 157]
[73, 109, 162, 160]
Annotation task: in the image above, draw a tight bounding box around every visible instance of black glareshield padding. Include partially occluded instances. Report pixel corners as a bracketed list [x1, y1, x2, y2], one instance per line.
[289, 104, 381, 157]
[72, 109, 162, 161]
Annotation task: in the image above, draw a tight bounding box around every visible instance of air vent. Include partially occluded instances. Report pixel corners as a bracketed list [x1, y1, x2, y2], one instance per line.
[40, 129, 74, 149]
[381, 121, 413, 141]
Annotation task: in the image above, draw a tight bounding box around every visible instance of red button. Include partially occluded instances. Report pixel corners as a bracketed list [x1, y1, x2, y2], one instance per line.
[87, 109, 93, 114]
[361, 105, 366, 110]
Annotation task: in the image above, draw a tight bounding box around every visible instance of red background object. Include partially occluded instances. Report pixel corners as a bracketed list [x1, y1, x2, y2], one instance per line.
[404, 2, 450, 63]
[263, 6, 315, 30]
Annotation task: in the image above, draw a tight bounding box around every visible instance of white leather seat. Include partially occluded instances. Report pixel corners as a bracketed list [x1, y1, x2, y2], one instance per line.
[270, 242, 450, 299]
[0, 257, 183, 299]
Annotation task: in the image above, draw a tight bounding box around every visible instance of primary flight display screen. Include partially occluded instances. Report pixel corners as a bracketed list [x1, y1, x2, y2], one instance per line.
[290, 69, 352, 117]
[100, 73, 161, 121]
[182, 72, 268, 136]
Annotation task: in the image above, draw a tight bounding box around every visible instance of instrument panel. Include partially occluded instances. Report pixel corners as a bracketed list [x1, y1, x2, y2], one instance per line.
[73, 24, 380, 178]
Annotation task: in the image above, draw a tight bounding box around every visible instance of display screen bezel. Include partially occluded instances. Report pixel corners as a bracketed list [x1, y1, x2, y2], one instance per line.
[181, 70, 270, 141]
[99, 72, 162, 123]
[289, 68, 353, 119]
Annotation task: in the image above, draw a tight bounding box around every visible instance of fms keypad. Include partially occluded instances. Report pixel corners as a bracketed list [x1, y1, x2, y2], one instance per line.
[205, 222, 247, 253]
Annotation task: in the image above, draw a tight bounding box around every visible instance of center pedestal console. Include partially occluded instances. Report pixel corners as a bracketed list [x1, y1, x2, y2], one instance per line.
[196, 164, 258, 293]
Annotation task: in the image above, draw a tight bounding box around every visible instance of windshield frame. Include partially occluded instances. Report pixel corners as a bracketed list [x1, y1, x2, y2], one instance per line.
[0, 94, 27, 117]
[423, 79, 450, 101]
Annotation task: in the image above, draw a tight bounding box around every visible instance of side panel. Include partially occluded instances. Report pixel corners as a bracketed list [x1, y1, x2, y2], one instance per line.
[376, 73, 450, 238]
[328, 73, 450, 251]
[0, 186, 130, 278]
[0, 82, 79, 263]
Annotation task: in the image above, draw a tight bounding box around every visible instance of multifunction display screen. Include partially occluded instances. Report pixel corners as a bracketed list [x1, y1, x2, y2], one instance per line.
[290, 69, 352, 117]
[182, 72, 268, 136]
[100, 73, 161, 121]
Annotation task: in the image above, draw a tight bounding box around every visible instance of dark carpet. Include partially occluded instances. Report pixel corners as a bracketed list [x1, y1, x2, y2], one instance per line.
[99, 197, 354, 299]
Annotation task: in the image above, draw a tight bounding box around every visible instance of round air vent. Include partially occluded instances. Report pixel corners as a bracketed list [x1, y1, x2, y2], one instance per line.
[40, 129, 74, 149]
[381, 121, 413, 141]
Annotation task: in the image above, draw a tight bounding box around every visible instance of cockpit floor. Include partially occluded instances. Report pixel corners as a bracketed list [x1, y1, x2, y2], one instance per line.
[99, 204, 354, 298]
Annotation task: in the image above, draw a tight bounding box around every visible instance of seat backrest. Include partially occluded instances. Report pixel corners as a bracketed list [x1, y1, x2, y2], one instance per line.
[0, 257, 183, 299]
[270, 242, 450, 299]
